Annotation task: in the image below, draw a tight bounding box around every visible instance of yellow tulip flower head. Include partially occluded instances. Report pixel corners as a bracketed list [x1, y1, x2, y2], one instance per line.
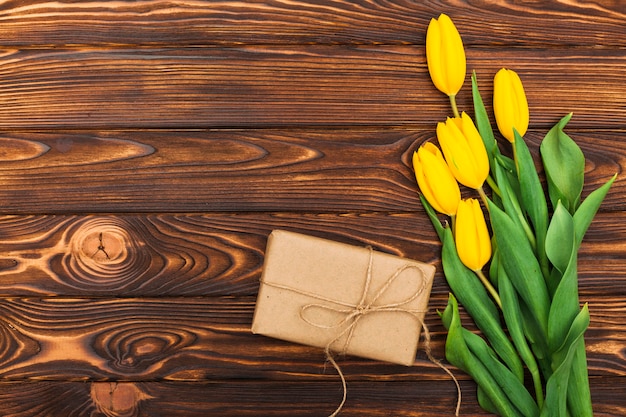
[413, 142, 461, 216]
[436, 112, 489, 190]
[493, 68, 529, 143]
[426, 13, 466, 97]
[455, 198, 492, 271]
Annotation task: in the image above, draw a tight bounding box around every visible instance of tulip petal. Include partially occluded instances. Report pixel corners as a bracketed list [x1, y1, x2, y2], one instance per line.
[439, 14, 466, 95]
[426, 14, 465, 96]
[426, 18, 446, 94]
[461, 112, 490, 184]
[413, 144, 461, 215]
[508, 70, 529, 136]
[455, 199, 491, 271]
[472, 199, 492, 268]
[455, 199, 479, 270]
[494, 69, 529, 143]
[437, 115, 489, 190]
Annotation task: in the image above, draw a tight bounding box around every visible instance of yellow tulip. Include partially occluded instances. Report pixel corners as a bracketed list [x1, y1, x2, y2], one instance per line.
[436, 112, 489, 190]
[426, 13, 466, 97]
[455, 198, 491, 271]
[413, 142, 461, 216]
[493, 68, 529, 143]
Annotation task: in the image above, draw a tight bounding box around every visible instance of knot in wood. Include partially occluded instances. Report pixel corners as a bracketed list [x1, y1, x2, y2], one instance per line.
[65, 218, 147, 289]
[81, 230, 124, 263]
[90, 382, 153, 417]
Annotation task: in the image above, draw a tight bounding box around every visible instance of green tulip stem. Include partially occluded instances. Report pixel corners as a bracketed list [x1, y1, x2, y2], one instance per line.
[474, 269, 502, 309]
[450, 213, 457, 235]
[531, 365, 544, 409]
[477, 185, 490, 213]
[485, 175, 501, 198]
[449, 94, 460, 118]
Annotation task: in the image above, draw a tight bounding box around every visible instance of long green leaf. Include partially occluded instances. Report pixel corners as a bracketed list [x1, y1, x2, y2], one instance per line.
[494, 159, 536, 248]
[540, 114, 585, 214]
[513, 130, 549, 278]
[471, 71, 498, 162]
[541, 305, 590, 417]
[488, 200, 550, 339]
[441, 227, 524, 379]
[498, 264, 544, 408]
[544, 201, 575, 295]
[566, 340, 593, 416]
[520, 300, 552, 378]
[478, 386, 500, 415]
[545, 202, 575, 275]
[546, 203, 580, 353]
[573, 174, 616, 248]
[464, 329, 540, 417]
[441, 295, 524, 417]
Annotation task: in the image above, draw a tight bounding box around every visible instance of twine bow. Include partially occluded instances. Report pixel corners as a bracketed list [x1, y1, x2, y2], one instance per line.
[299, 246, 429, 357]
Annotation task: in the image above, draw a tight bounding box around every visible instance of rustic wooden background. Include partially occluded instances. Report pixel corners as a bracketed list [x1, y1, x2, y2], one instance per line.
[0, 1, 624, 416]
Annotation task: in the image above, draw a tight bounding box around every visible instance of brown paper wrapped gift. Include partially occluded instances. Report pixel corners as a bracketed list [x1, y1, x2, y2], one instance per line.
[252, 229, 436, 366]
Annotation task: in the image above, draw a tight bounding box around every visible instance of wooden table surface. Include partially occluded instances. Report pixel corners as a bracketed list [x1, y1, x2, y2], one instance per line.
[0, 1, 624, 416]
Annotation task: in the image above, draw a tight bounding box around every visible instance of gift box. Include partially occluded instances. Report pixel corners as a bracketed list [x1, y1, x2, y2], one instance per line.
[251, 229, 436, 366]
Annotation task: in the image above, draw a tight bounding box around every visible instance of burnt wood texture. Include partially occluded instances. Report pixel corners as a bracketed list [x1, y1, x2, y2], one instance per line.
[0, 1, 624, 416]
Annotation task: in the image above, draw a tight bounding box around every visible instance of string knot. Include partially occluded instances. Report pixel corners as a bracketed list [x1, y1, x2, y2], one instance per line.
[354, 304, 368, 315]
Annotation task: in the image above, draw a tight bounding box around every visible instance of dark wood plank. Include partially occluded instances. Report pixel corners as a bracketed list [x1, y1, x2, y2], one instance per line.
[0, 377, 623, 416]
[0, 129, 622, 213]
[1, 378, 623, 417]
[0, 212, 438, 296]
[6, 379, 621, 417]
[0, 380, 492, 416]
[0, 296, 624, 382]
[0, 1, 623, 47]
[0, 212, 623, 297]
[0, 2, 624, 416]
[0, 48, 625, 129]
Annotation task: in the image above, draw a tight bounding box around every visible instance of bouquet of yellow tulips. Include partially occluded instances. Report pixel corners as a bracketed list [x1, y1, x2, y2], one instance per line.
[413, 14, 616, 416]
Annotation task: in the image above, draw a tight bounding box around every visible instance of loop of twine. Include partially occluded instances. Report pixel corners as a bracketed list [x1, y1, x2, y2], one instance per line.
[262, 247, 461, 416]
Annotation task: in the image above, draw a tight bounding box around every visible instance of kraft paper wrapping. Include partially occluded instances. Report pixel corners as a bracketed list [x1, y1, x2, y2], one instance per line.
[251, 229, 436, 366]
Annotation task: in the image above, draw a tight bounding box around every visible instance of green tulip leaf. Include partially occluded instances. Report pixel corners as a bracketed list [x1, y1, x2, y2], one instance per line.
[566, 341, 593, 416]
[519, 300, 551, 376]
[441, 228, 500, 325]
[442, 295, 526, 417]
[494, 160, 536, 248]
[540, 113, 585, 214]
[513, 130, 549, 277]
[441, 227, 524, 379]
[478, 386, 500, 415]
[573, 173, 616, 248]
[545, 201, 575, 274]
[498, 264, 544, 408]
[547, 211, 580, 353]
[541, 305, 590, 417]
[488, 200, 550, 339]
[544, 200, 576, 296]
[471, 71, 498, 162]
[464, 328, 539, 417]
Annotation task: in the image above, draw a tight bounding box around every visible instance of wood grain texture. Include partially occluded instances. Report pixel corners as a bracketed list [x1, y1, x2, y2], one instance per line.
[0, 0, 623, 47]
[1, 0, 625, 415]
[0, 48, 624, 129]
[0, 296, 624, 382]
[3, 378, 624, 417]
[0, 129, 622, 213]
[0, 212, 623, 297]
